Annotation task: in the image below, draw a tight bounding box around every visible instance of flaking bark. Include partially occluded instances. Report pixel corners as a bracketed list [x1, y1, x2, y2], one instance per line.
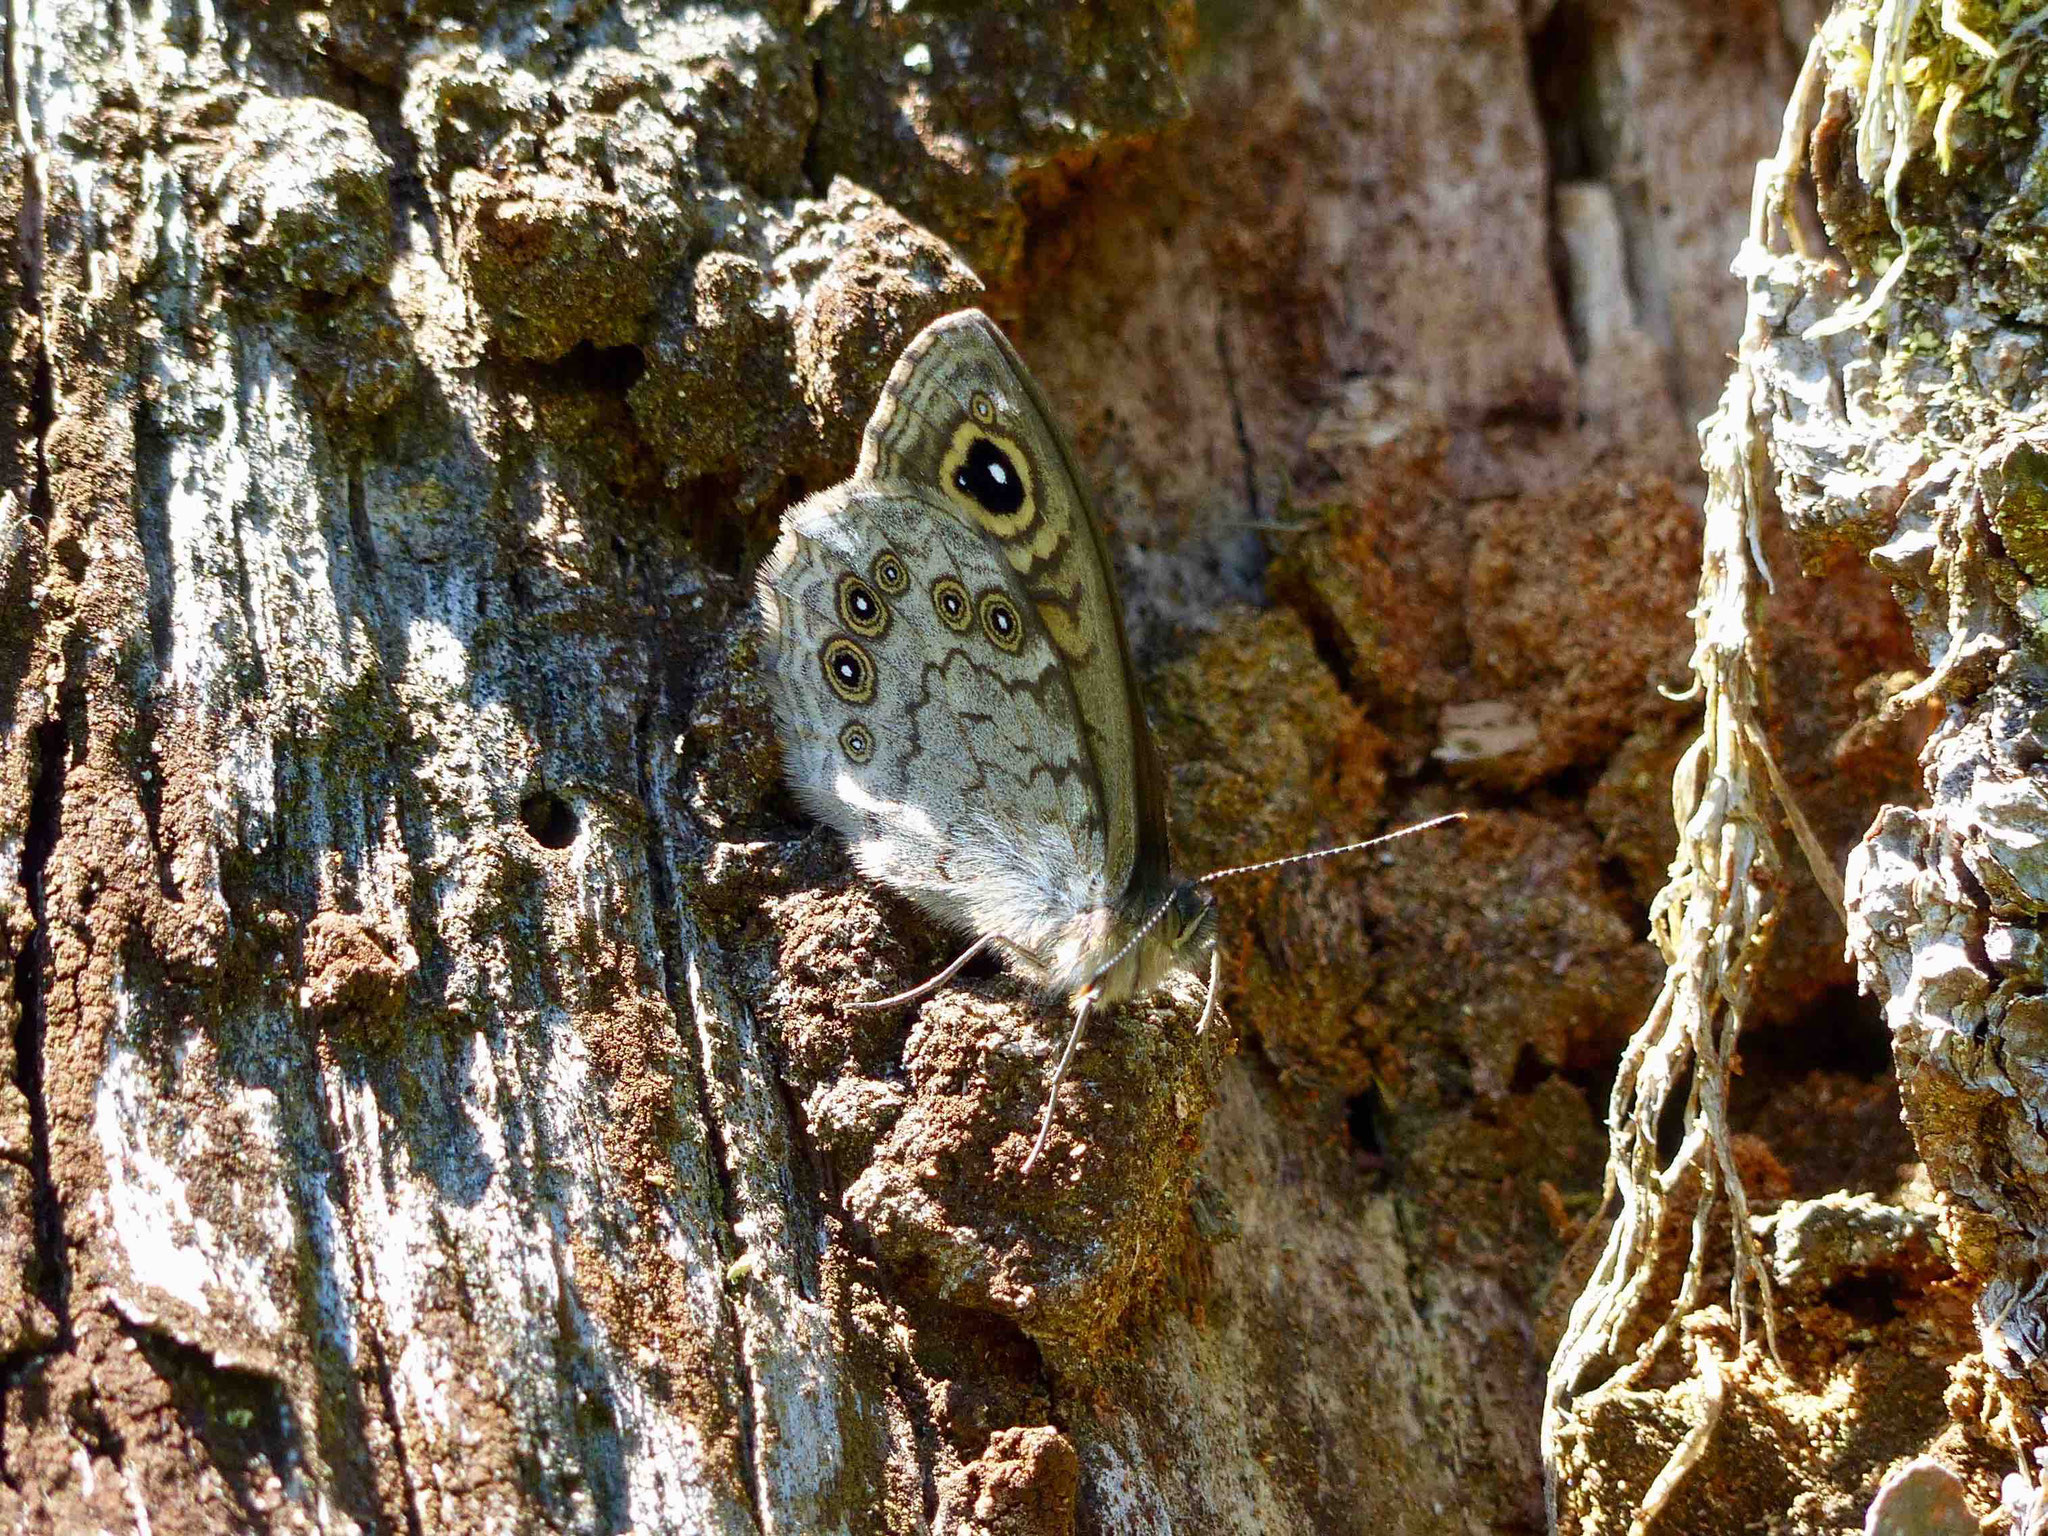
[0, 1, 1968, 1532]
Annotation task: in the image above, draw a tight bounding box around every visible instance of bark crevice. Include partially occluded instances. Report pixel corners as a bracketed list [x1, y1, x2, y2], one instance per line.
[0, 709, 75, 1500]
[12, 718, 68, 1349]
[347, 460, 377, 573]
[1213, 310, 1261, 524]
[631, 705, 766, 1530]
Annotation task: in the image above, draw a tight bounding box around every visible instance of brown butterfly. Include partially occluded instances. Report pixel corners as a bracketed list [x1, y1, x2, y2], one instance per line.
[757, 309, 1461, 1172]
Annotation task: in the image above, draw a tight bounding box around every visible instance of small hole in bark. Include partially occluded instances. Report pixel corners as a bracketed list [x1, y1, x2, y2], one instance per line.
[1346, 1084, 1388, 1158]
[520, 791, 578, 849]
[1509, 1043, 1553, 1095]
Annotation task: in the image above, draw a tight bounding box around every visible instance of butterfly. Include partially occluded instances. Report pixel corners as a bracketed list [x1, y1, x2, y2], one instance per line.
[755, 308, 1460, 1174]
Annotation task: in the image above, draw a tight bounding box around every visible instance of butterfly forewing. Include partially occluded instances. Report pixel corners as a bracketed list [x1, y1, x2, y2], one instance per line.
[855, 312, 1173, 910]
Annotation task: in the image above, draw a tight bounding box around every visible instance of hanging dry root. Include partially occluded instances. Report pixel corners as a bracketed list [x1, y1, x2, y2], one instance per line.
[1539, 37, 1829, 1531]
[1540, 355, 1787, 1531]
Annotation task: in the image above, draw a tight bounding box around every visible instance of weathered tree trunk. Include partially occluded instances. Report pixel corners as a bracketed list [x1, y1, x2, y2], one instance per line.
[0, 0, 1969, 1532]
[1788, 0, 2048, 1503]
[1547, 6, 2048, 1534]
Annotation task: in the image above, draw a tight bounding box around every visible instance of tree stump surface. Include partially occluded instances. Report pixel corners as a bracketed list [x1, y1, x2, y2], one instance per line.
[0, 1, 2010, 1532]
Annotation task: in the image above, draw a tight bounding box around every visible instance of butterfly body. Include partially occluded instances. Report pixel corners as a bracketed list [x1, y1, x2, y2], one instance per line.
[756, 310, 1216, 1027]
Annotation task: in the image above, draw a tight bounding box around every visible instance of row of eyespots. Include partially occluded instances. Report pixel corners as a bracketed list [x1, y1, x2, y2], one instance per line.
[916, 577, 1020, 650]
[834, 551, 910, 647]
[820, 560, 1025, 723]
[925, 568, 1021, 653]
[836, 552, 1023, 657]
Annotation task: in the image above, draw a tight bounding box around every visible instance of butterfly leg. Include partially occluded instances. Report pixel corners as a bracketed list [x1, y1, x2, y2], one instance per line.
[1021, 989, 1097, 1177]
[1196, 945, 1222, 1035]
[845, 934, 998, 1013]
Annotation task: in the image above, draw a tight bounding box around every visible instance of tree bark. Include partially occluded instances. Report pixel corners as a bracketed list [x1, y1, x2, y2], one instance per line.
[1793, 0, 2048, 1458]
[0, 1, 1955, 1533]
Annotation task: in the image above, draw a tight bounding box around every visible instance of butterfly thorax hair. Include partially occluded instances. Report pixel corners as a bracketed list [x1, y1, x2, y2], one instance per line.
[1054, 877, 1217, 1006]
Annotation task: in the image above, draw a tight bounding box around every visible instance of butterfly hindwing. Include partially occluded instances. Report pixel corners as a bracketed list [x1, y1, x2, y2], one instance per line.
[757, 480, 1113, 963]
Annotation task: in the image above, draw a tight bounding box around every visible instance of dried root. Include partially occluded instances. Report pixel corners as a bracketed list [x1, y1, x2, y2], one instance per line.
[1541, 357, 1787, 1530]
[1540, 35, 1824, 1532]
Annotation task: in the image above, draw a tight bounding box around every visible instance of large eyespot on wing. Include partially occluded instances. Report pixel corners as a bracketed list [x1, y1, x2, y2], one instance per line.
[948, 434, 1030, 525]
[934, 418, 1048, 549]
[820, 635, 876, 705]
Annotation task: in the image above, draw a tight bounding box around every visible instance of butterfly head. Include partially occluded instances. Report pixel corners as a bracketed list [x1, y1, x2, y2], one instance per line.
[1165, 880, 1219, 966]
[1082, 878, 1217, 1006]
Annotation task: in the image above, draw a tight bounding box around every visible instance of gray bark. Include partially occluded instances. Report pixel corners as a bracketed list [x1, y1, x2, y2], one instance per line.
[0, 1, 1943, 1533]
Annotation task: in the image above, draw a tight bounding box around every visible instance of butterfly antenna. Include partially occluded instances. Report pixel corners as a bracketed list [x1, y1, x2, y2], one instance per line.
[1021, 991, 1095, 1177]
[1196, 811, 1467, 886]
[846, 934, 998, 1013]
